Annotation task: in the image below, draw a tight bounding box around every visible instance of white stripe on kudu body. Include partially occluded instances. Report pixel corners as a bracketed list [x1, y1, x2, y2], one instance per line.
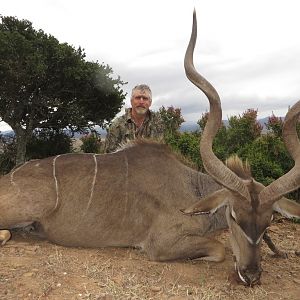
[52, 155, 61, 211]
[84, 154, 98, 215]
[10, 161, 30, 195]
[121, 153, 129, 226]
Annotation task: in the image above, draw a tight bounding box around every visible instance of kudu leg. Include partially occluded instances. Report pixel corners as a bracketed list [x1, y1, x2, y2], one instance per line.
[0, 175, 55, 236]
[143, 234, 225, 262]
[263, 231, 288, 258]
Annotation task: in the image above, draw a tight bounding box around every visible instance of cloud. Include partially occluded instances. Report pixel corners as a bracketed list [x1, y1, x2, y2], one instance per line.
[2, 0, 300, 126]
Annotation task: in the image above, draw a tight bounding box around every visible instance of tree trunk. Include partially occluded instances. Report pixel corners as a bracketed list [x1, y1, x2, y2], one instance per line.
[14, 125, 28, 166]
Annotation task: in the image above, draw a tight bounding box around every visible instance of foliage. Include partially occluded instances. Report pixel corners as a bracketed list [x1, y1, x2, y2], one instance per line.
[80, 133, 101, 154]
[197, 112, 228, 161]
[26, 129, 73, 160]
[226, 109, 263, 154]
[197, 111, 209, 133]
[0, 134, 16, 174]
[165, 105, 299, 201]
[266, 113, 284, 137]
[166, 132, 202, 170]
[159, 106, 201, 169]
[159, 106, 185, 138]
[0, 16, 126, 164]
[0, 130, 73, 174]
[237, 135, 289, 185]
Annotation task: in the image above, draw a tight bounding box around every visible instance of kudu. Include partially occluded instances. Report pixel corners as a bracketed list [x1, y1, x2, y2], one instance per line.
[0, 10, 299, 287]
[182, 10, 300, 285]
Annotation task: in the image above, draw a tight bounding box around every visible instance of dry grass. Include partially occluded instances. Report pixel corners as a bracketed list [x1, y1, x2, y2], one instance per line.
[0, 219, 299, 299]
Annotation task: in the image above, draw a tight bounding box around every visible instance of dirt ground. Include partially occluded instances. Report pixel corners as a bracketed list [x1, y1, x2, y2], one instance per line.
[0, 216, 299, 300]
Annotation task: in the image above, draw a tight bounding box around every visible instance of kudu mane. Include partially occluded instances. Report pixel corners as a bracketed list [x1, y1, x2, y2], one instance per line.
[118, 139, 199, 170]
[226, 155, 252, 180]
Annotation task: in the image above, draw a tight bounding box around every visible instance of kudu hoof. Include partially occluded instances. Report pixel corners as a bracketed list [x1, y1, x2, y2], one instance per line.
[0, 230, 12, 246]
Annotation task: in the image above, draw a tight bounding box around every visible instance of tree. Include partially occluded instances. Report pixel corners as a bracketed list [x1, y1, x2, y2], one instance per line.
[226, 108, 263, 154]
[159, 106, 185, 138]
[0, 129, 73, 174]
[159, 106, 202, 168]
[0, 16, 126, 165]
[266, 113, 284, 137]
[0, 134, 16, 174]
[26, 129, 73, 160]
[197, 111, 209, 133]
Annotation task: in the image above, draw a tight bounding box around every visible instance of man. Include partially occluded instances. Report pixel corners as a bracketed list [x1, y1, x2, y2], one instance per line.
[104, 84, 164, 153]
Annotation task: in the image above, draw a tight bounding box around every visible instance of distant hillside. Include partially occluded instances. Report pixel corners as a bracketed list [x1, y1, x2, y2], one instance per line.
[179, 122, 198, 132]
[0, 127, 107, 138]
[0, 117, 276, 138]
[180, 117, 272, 132]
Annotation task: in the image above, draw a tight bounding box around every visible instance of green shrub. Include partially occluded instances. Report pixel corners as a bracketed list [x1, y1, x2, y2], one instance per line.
[165, 132, 202, 170]
[26, 130, 73, 159]
[80, 133, 101, 153]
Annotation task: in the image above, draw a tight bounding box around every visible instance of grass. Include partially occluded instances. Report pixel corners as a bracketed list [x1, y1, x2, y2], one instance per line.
[0, 228, 299, 300]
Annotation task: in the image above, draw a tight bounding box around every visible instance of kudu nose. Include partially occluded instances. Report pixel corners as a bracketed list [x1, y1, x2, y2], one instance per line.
[241, 266, 262, 286]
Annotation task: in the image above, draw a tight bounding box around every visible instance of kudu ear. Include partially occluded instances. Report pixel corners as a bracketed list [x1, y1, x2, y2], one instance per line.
[273, 197, 300, 219]
[181, 189, 230, 215]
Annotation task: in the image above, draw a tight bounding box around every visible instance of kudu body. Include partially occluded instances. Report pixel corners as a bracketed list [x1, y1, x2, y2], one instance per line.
[1, 142, 229, 261]
[0, 10, 300, 286]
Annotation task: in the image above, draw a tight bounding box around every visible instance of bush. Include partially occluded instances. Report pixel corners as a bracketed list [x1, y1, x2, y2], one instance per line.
[26, 130, 73, 159]
[0, 130, 74, 174]
[80, 133, 101, 153]
[237, 135, 292, 185]
[165, 132, 202, 170]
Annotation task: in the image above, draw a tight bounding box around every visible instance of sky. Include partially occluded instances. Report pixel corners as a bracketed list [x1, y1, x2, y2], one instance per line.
[1, 0, 300, 131]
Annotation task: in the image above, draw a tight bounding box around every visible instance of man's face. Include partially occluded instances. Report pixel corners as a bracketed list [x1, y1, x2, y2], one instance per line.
[131, 89, 152, 116]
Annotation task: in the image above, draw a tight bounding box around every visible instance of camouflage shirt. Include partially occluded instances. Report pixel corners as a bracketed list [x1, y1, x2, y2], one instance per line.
[104, 108, 164, 153]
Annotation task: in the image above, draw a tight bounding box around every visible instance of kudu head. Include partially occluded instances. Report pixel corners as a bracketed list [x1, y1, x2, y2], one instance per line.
[183, 10, 300, 286]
